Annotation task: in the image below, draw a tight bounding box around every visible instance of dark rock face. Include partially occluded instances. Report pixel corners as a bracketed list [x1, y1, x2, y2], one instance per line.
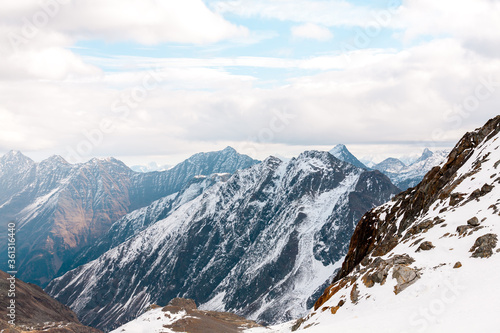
[467, 217, 480, 226]
[46, 151, 399, 332]
[0, 148, 258, 286]
[0, 270, 101, 333]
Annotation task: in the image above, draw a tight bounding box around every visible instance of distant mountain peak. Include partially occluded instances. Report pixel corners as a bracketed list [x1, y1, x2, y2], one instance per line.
[1, 150, 30, 161]
[0, 150, 35, 171]
[328, 144, 368, 170]
[43, 155, 69, 165]
[222, 146, 237, 153]
[415, 147, 434, 163]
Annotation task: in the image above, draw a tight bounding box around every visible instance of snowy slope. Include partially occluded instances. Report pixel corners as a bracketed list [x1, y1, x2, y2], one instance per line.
[286, 115, 500, 332]
[110, 298, 262, 333]
[46, 151, 399, 332]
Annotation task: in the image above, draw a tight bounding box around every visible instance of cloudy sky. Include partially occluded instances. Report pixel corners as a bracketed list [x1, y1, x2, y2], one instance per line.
[1, 0, 499, 166]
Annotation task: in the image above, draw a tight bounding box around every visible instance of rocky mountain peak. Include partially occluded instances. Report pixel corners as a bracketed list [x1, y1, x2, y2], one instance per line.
[0, 150, 34, 168]
[39, 155, 70, 168]
[222, 146, 237, 153]
[414, 147, 434, 163]
[334, 115, 500, 284]
[328, 144, 368, 170]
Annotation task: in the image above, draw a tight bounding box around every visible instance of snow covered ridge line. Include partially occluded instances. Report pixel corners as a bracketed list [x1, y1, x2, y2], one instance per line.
[290, 115, 500, 332]
[46, 150, 400, 331]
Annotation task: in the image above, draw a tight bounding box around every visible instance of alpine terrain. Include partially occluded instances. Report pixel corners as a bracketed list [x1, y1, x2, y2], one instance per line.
[373, 148, 449, 190]
[287, 115, 500, 332]
[0, 147, 258, 286]
[46, 150, 399, 331]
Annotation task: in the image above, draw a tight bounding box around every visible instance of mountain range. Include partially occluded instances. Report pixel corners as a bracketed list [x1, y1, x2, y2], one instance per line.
[102, 116, 500, 333]
[372, 148, 449, 190]
[0, 127, 487, 333]
[45, 151, 399, 331]
[0, 147, 258, 286]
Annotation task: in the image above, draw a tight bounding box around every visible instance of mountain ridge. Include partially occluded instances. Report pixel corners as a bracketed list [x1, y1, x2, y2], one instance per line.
[0, 147, 259, 286]
[46, 150, 399, 331]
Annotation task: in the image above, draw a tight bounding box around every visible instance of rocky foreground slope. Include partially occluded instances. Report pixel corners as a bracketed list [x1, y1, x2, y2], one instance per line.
[46, 151, 399, 331]
[0, 270, 101, 333]
[286, 115, 500, 332]
[110, 298, 262, 333]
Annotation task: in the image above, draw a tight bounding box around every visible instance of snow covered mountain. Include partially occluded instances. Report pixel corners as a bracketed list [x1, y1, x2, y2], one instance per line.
[372, 157, 406, 174]
[46, 151, 399, 332]
[374, 149, 449, 190]
[329, 144, 368, 170]
[61, 173, 231, 274]
[0, 147, 258, 286]
[289, 115, 500, 332]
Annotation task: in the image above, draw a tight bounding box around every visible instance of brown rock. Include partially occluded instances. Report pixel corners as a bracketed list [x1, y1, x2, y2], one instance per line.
[416, 241, 435, 252]
[470, 233, 498, 258]
[456, 225, 470, 236]
[167, 298, 197, 310]
[449, 192, 466, 206]
[392, 265, 420, 295]
[453, 262, 462, 268]
[467, 217, 480, 227]
[350, 283, 359, 304]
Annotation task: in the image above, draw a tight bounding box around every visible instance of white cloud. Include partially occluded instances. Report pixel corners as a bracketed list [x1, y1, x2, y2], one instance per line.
[394, 0, 500, 56]
[1, 0, 499, 164]
[1, 38, 499, 162]
[0, 0, 248, 46]
[0, 0, 248, 81]
[291, 23, 332, 41]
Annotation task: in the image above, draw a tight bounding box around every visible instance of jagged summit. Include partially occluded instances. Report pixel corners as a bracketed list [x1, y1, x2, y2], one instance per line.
[372, 148, 449, 190]
[414, 147, 434, 163]
[329, 144, 368, 170]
